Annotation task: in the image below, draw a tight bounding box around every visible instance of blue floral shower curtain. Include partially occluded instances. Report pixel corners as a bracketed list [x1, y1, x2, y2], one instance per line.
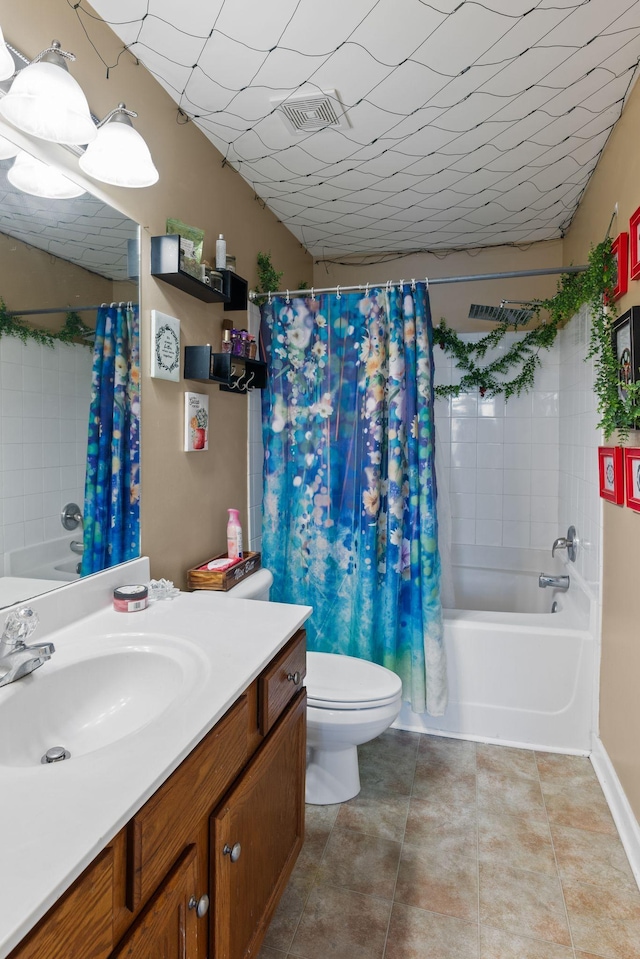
[81, 304, 140, 575]
[260, 284, 447, 715]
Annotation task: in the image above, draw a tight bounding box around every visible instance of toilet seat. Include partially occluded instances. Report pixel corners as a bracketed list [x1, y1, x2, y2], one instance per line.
[306, 652, 402, 710]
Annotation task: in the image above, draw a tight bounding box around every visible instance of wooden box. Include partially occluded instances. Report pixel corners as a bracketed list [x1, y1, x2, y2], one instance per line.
[187, 551, 261, 591]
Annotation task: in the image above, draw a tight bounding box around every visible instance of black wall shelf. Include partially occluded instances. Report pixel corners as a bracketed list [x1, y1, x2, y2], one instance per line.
[150, 235, 248, 310]
[184, 346, 266, 393]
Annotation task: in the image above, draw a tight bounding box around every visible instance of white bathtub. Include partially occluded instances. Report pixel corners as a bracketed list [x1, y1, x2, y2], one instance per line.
[397, 553, 595, 753]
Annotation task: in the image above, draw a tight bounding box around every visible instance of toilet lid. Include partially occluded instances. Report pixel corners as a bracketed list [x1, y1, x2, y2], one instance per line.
[306, 652, 402, 710]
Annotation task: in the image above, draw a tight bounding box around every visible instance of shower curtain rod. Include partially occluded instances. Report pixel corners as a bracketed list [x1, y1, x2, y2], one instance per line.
[248, 264, 588, 301]
[7, 302, 133, 318]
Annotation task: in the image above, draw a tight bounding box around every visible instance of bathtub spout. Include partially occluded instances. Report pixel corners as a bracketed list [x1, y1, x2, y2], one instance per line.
[539, 573, 570, 590]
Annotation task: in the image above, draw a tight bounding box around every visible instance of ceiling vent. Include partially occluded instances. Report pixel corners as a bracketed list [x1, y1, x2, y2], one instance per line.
[271, 90, 350, 134]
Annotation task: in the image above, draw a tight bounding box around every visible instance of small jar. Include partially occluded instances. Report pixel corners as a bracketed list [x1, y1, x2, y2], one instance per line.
[240, 331, 250, 357]
[247, 335, 257, 359]
[221, 329, 232, 354]
[231, 330, 243, 356]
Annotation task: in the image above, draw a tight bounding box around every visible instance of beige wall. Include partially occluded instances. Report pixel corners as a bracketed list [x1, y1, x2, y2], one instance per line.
[314, 240, 564, 332]
[2, 4, 312, 588]
[564, 79, 640, 818]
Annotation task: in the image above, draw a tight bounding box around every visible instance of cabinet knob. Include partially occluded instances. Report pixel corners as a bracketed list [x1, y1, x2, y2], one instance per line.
[188, 894, 210, 918]
[223, 842, 242, 863]
[287, 671, 301, 685]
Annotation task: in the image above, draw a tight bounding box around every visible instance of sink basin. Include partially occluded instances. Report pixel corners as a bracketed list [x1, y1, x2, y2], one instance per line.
[0, 634, 208, 767]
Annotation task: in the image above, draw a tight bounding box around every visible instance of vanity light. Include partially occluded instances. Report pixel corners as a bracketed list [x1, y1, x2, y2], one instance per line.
[0, 26, 15, 81]
[78, 103, 159, 188]
[0, 40, 97, 146]
[0, 134, 18, 159]
[7, 150, 85, 199]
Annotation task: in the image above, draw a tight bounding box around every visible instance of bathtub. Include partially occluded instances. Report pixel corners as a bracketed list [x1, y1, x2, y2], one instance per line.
[397, 551, 595, 753]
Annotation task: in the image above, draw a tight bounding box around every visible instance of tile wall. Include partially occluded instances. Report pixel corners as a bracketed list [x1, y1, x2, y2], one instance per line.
[557, 305, 603, 592]
[0, 337, 91, 570]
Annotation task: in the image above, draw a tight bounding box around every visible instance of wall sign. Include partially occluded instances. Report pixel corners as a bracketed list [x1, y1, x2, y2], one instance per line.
[624, 448, 640, 512]
[611, 307, 640, 402]
[610, 232, 629, 302]
[151, 310, 181, 381]
[630, 205, 640, 281]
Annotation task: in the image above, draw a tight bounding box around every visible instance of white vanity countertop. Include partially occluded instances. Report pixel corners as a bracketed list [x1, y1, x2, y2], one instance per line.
[0, 588, 312, 958]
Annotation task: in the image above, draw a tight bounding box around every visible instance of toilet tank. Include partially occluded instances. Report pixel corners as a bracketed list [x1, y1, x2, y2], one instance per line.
[225, 568, 273, 601]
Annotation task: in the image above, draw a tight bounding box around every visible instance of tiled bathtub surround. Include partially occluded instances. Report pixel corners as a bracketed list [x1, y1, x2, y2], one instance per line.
[259, 729, 640, 959]
[434, 313, 602, 595]
[0, 337, 91, 570]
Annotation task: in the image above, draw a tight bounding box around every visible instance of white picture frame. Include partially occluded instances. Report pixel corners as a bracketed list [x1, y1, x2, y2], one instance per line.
[150, 310, 181, 381]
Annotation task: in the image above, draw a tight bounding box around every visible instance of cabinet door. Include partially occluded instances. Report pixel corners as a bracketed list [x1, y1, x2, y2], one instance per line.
[111, 846, 199, 959]
[211, 690, 306, 959]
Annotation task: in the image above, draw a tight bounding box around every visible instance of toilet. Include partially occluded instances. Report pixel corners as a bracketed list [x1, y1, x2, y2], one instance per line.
[305, 652, 402, 805]
[198, 569, 402, 805]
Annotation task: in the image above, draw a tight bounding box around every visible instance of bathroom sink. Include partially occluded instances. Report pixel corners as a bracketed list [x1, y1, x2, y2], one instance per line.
[0, 634, 208, 767]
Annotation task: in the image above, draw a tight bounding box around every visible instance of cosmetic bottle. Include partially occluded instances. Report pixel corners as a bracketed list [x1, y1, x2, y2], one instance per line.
[216, 234, 227, 269]
[227, 508, 243, 560]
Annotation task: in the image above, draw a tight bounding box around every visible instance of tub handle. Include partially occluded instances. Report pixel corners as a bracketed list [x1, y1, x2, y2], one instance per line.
[552, 526, 577, 562]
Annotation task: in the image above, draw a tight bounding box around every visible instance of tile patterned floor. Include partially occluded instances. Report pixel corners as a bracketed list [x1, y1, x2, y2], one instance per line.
[258, 729, 640, 959]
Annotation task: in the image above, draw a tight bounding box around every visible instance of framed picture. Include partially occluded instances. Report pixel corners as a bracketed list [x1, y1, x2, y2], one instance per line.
[610, 232, 629, 301]
[611, 307, 640, 402]
[624, 447, 640, 512]
[598, 446, 624, 504]
[184, 392, 209, 451]
[150, 310, 181, 381]
[630, 206, 640, 281]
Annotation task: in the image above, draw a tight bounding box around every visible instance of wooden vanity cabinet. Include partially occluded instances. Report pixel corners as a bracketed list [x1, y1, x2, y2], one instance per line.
[7, 629, 307, 959]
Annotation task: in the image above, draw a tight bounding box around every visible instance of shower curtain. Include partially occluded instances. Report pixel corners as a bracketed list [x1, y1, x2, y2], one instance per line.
[260, 284, 447, 715]
[82, 303, 140, 575]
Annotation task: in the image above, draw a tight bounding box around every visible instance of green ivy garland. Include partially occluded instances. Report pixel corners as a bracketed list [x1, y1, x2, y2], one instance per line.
[0, 298, 93, 348]
[255, 251, 284, 297]
[433, 238, 640, 440]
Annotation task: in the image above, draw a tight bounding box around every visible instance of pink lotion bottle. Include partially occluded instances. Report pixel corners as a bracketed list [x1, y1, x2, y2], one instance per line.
[227, 508, 244, 560]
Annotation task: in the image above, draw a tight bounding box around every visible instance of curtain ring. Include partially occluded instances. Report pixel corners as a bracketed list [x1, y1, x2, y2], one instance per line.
[311, 287, 315, 300]
[365, 282, 369, 296]
[425, 276, 429, 290]
[286, 290, 290, 304]
[336, 285, 341, 299]
[411, 278, 416, 291]
[268, 291, 272, 304]
[400, 279, 405, 289]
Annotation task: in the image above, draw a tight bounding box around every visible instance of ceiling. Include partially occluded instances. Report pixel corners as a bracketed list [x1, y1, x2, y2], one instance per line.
[89, 0, 640, 259]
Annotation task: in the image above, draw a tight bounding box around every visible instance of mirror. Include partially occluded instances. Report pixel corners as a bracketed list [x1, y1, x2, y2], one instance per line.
[0, 154, 139, 608]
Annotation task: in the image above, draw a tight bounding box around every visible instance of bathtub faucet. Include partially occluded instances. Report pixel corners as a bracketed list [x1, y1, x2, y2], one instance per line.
[539, 573, 570, 591]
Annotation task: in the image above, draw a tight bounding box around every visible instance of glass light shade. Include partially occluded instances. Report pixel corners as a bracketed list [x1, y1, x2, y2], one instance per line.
[7, 150, 85, 199]
[0, 133, 18, 159]
[79, 119, 159, 187]
[0, 27, 15, 81]
[0, 59, 97, 145]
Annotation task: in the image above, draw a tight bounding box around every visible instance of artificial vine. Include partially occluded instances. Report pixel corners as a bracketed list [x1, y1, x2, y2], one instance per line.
[255, 251, 284, 297]
[433, 238, 640, 439]
[0, 298, 94, 347]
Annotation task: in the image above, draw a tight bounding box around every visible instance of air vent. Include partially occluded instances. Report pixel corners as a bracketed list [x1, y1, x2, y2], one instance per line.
[271, 90, 350, 134]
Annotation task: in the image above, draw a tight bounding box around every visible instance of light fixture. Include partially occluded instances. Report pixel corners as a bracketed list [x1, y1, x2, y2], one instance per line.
[0, 25, 15, 81]
[0, 134, 18, 159]
[7, 150, 85, 199]
[79, 103, 158, 187]
[0, 39, 97, 146]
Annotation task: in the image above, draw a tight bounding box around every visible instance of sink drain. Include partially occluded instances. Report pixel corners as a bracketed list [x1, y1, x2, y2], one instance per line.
[41, 746, 71, 764]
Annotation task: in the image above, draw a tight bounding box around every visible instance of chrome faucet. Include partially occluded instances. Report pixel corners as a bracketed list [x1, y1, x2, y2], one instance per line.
[539, 573, 570, 591]
[552, 525, 578, 561]
[0, 608, 55, 688]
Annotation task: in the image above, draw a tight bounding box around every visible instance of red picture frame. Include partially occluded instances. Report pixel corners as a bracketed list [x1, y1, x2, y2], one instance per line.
[610, 232, 629, 301]
[630, 206, 640, 281]
[598, 446, 624, 504]
[624, 447, 640, 512]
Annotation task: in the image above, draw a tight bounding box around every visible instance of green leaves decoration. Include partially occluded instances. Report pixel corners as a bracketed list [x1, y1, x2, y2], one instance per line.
[434, 238, 638, 439]
[0, 298, 93, 348]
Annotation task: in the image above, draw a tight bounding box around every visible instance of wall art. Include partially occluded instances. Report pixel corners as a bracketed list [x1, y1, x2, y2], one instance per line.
[151, 310, 180, 381]
[184, 391, 209, 451]
[610, 231, 629, 301]
[611, 306, 640, 402]
[598, 446, 624, 505]
[624, 447, 640, 512]
[630, 205, 640, 281]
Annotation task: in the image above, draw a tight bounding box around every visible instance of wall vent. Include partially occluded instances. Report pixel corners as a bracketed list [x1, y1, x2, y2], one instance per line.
[271, 90, 350, 134]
